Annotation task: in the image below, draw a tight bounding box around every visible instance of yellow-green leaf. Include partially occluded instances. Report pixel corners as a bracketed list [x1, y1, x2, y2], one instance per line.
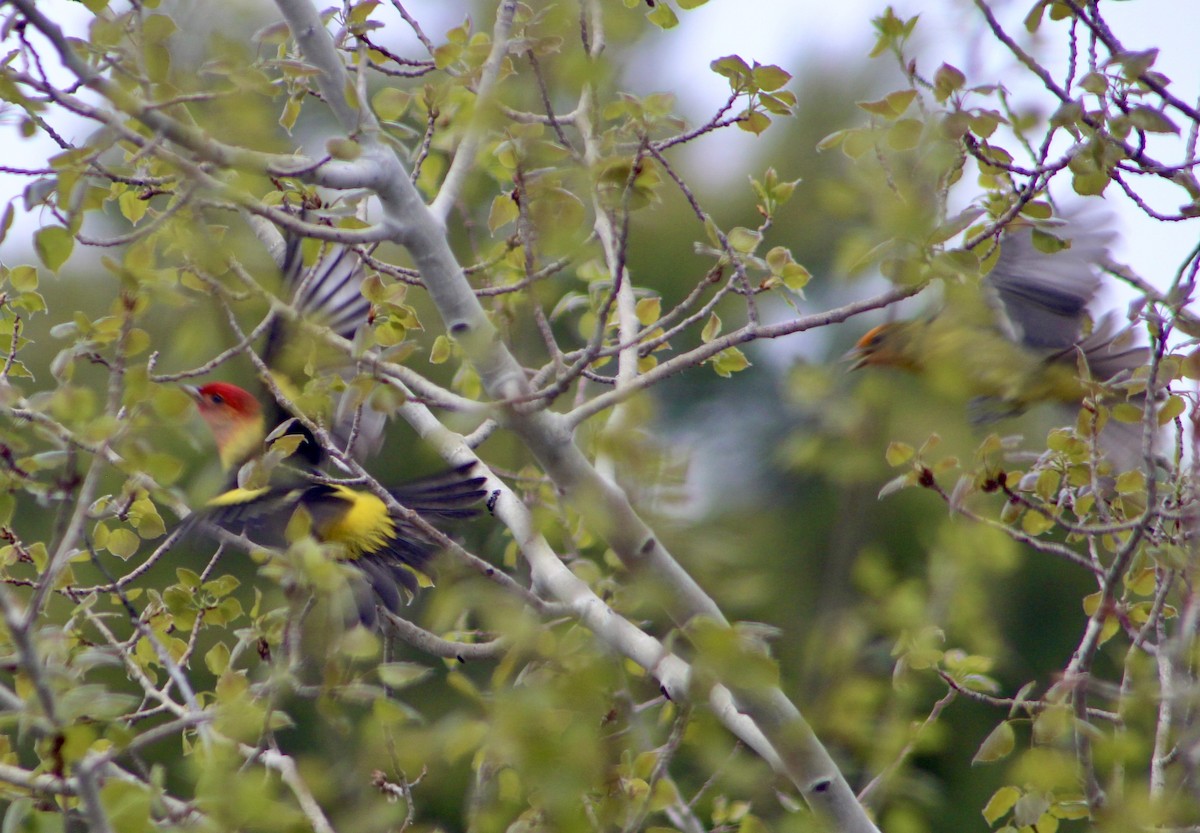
[727, 226, 761, 254]
[983, 786, 1021, 825]
[635, 296, 661, 326]
[118, 190, 148, 226]
[646, 3, 679, 28]
[488, 193, 519, 233]
[430, 334, 452, 364]
[1158, 395, 1185, 425]
[710, 346, 750, 378]
[34, 226, 73, 272]
[373, 87, 410, 121]
[972, 721, 1015, 764]
[885, 442, 914, 466]
[107, 528, 140, 560]
[1021, 509, 1055, 536]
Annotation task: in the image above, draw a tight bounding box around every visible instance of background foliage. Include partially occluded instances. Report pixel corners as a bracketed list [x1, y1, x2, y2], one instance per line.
[0, 0, 1197, 831]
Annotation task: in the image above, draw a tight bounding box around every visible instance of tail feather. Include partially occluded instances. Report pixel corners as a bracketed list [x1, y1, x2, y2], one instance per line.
[354, 556, 411, 611]
[1072, 314, 1150, 382]
[389, 463, 489, 519]
[280, 237, 370, 343]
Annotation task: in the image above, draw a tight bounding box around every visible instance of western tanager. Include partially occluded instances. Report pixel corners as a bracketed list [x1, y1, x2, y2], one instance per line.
[189, 378, 485, 616]
[849, 219, 1148, 417]
[185, 235, 485, 619]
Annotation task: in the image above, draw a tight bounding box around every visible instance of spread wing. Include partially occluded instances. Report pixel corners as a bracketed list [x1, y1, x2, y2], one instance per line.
[191, 464, 488, 616]
[983, 224, 1105, 351]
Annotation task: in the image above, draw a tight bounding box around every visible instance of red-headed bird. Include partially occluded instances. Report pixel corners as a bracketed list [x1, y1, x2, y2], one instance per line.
[189, 378, 484, 617]
[185, 234, 485, 621]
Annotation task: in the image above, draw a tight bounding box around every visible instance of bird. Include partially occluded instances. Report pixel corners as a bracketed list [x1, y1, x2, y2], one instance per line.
[848, 217, 1149, 420]
[187, 379, 486, 622]
[184, 232, 486, 622]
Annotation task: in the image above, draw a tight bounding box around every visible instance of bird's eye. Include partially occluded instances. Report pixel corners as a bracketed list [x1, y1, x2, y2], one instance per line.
[209, 393, 224, 404]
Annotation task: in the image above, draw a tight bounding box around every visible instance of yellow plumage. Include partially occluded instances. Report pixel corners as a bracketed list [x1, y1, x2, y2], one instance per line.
[312, 485, 396, 559]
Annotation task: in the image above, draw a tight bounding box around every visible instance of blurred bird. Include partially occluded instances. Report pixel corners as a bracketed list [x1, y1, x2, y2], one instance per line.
[849, 218, 1149, 421]
[190, 381, 485, 616]
[185, 235, 486, 621]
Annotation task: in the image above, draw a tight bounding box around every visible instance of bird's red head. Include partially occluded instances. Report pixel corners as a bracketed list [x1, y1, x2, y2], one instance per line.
[848, 322, 919, 371]
[188, 382, 265, 469]
[193, 382, 261, 420]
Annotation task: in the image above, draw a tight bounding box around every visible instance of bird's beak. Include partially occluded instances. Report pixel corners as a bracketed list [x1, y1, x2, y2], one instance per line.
[182, 385, 202, 402]
[841, 346, 869, 371]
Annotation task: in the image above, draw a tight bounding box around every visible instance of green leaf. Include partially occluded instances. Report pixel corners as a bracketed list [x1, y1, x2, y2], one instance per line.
[816, 129, 848, 151]
[983, 785, 1021, 824]
[176, 567, 202, 589]
[326, 137, 362, 160]
[142, 13, 177, 43]
[709, 346, 750, 378]
[933, 63, 965, 102]
[701, 313, 721, 343]
[373, 87, 410, 121]
[279, 95, 302, 133]
[885, 442, 914, 466]
[887, 118, 923, 150]
[859, 88, 917, 119]
[488, 192, 519, 233]
[1115, 469, 1145, 496]
[711, 55, 751, 84]
[99, 780, 152, 833]
[34, 226, 73, 272]
[1112, 402, 1143, 423]
[348, 0, 381, 25]
[0, 203, 13, 246]
[107, 528, 140, 560]
[118, 189, 148, 226]
[1128, 106, 1179, 134]
[205, 642, 231, 676]
[430, 334, 452, 364]
[635, 296, 661, 326]
[646, 3, 679, 28]
[1020, 509, 1055, 536]
[433, 42, 462, 69]
[751, 64, 791, 92]
[1031, 229, 1068, 254]
[1111, 47, 1158, 79]
[1071, 170, 1110, 196]
[378, 661, 433, 689]
[9, 265, 38, 291]
[972, 721, 1015, 764]
[727, 226, 762, 254]
[1079, 71, 1107, 95]
[1158, 394, 1185, 424]
[737, 110, 770, 135]
[203, 574, 240, 597]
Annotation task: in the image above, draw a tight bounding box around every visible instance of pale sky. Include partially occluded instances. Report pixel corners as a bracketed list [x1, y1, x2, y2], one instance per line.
[640, 0, 1200, 297]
